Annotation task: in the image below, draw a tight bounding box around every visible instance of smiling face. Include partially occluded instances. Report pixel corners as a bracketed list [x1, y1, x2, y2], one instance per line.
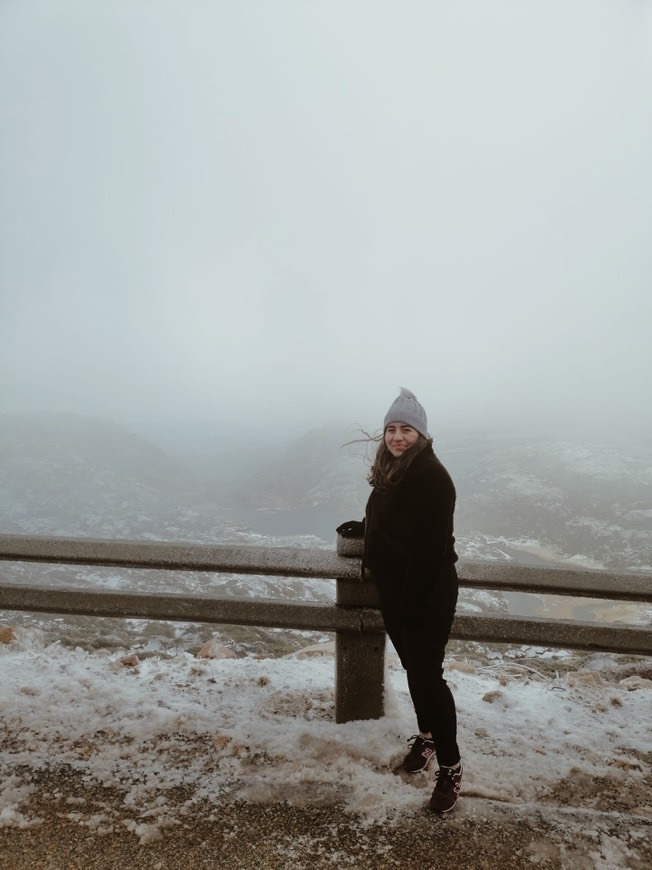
[384, 422, 420, 457]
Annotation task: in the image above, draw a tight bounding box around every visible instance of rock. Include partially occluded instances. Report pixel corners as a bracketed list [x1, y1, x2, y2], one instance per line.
[196, 639, 236, 660]
[291, 641, 336, 660]
[619, 675, 652, 691]
[610, 758, 643, 772]
[448, 661, 476, 673]
[0, 626, 15, 644]
[568, 672, 604, 688]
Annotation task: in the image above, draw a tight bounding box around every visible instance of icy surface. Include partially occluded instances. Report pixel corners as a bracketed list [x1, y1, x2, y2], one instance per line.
[1, 626, 650, 856]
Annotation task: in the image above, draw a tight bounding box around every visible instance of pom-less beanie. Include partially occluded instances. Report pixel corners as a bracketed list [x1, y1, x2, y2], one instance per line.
[383, 388, 428, 437]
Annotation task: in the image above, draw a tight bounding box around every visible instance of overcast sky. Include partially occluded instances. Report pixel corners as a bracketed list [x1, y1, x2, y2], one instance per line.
[1, 0, 651, 441]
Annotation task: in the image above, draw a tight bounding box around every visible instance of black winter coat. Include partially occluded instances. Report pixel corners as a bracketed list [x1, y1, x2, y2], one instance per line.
[363, 444, 458, 590]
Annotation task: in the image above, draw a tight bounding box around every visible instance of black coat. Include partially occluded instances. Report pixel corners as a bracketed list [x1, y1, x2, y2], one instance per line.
[364, 444, 458, 590]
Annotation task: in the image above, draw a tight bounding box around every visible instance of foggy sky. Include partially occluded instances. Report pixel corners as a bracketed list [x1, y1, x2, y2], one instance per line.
[1, 0, 651, 441]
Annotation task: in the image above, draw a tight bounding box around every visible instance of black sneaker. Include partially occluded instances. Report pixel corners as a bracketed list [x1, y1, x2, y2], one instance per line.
[403, 735, 436, 773]
[429, 764, 463, 813]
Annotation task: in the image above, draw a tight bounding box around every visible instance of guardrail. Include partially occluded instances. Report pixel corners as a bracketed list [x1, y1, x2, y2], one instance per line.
[0, 533, 650, 723]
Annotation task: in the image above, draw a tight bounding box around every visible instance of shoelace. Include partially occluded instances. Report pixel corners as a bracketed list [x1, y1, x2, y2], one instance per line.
[407, 734, 433, 748]
[435, 766, 461, 788]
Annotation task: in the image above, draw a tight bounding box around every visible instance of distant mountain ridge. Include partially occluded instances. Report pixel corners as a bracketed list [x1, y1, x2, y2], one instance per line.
[447, 435, 652, 571]
[0, 413, 221, 541]
[1, 413, 651, 571]
[228, 427, 652, 571]
[228, 426, 370, 513]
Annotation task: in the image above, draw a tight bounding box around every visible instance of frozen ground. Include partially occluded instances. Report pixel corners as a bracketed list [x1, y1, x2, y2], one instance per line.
[0, 627, 651, 868]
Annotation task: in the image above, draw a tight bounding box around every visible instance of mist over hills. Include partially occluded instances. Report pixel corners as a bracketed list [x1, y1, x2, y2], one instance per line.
[447, 434, 652, 571]
[0, 413, 337, 654]
[1, 412, 651, 572]
[228, 427, 369, 513]
[0, 413, 210, 541]
[223, 425, 652, 572]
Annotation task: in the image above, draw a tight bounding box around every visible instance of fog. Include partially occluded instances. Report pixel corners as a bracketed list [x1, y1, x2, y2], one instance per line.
[1, 0, 651, 444]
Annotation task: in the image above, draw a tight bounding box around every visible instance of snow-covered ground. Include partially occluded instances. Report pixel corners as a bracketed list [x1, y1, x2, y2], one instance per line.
[1, 625, 650, 866]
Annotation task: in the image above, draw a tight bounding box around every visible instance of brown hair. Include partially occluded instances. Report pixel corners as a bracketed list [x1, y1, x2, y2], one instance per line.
[368, 433, 432, 491]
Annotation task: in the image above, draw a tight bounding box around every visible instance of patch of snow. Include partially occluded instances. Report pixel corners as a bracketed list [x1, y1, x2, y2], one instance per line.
[1, 629, 650, 840]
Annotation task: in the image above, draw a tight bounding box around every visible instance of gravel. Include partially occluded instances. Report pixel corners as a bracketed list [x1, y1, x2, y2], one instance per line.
[1, 768, 650, 869]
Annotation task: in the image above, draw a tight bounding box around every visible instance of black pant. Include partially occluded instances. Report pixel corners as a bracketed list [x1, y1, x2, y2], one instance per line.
[374, 564, 460, 767]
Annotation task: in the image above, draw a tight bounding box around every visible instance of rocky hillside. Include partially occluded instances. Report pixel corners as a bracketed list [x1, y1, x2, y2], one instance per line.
[2, 413, 649, 652]
[446, 433, 652, 570]
[1, 413, 651, 570]
[0, 412, 226, 542]
[228, 426, 652, 571]
[228, 426, 370, 514]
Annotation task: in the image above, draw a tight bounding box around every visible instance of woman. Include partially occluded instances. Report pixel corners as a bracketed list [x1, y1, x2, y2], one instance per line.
[337, 388, 462, 813]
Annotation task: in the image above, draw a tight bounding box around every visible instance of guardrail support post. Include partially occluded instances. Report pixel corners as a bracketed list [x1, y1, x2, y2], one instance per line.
[335, 537, 385, 723]
[335, 626, 386, 724]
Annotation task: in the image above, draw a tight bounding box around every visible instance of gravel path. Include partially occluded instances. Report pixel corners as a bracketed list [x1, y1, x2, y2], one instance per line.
[1, 769, 650, 869]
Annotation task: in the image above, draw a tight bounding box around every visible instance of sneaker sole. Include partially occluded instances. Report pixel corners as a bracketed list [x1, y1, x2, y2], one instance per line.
[404, 762, 433, 773]
[403, 754, 435, 774]
[430, 801, 457, 816]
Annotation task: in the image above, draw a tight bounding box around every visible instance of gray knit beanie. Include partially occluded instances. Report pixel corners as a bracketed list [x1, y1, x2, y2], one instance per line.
[383, 388, 428, 437]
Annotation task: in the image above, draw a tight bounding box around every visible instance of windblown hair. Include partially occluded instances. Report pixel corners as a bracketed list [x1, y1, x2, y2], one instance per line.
[368, 433, 432, 491]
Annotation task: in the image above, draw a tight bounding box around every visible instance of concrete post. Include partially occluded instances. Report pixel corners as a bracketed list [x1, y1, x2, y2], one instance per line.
[335, 535, 386, 723]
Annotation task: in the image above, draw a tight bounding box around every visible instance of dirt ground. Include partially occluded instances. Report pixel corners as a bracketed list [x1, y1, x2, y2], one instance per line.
[0, 769, 650, 870]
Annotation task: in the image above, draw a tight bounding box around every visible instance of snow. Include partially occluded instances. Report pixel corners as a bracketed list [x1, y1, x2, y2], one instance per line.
[1, 625, 650, 861]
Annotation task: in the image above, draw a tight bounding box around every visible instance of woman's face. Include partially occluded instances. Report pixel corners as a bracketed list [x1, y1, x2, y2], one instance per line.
[384, 422, 419, 457]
